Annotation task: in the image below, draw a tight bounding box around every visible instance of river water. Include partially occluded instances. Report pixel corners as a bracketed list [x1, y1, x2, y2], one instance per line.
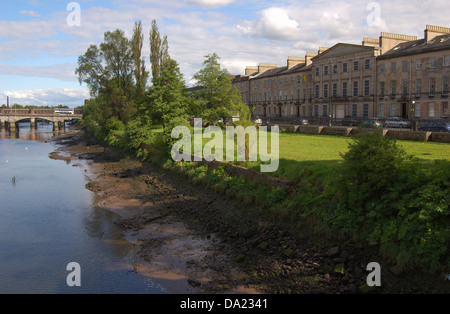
[0, 123, 168, 294]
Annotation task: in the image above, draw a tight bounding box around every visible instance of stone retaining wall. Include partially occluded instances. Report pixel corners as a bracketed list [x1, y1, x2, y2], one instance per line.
[272, 124, 450, 143]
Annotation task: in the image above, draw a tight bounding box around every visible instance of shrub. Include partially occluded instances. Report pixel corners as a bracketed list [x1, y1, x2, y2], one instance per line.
[125, 120, 155, 151]
[331, 132, 449, 273]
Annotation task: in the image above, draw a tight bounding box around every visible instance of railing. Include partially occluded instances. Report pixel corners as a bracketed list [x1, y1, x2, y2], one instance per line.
[0, 109, 82, 115]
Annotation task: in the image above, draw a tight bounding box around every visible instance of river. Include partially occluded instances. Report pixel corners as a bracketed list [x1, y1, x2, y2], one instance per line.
[0, 123, 168, 294]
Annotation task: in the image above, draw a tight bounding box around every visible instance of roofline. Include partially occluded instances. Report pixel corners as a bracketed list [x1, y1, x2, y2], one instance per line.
[310, 42, 376, 61]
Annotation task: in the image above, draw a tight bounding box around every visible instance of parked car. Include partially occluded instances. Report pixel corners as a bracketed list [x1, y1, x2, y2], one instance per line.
[384, 117, 412, 128]
[418, 122, 450, 132]
[289, 118, 309, 125]
[339, 118, 359, 126]
[253, 116, 262, 124]
[360, 118, 383, 128]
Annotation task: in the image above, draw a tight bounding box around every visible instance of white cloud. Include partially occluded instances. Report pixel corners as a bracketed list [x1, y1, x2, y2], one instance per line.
[187, 0, 235, 8]
[3, 88, 89, 107]
[0, 64, 78, 82]
[19, 10, 40, 17]
[237, 7, 300, 41]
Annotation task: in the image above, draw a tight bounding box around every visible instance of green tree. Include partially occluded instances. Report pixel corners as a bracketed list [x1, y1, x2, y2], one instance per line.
[149, 20, 169, 86]
[100, 29, 134, 95]
[192, 53, 251, 125]
[75, 44, 104, 96]
[76, 28, 140, 124]
[131, 20, 149, 96]
[139, 58, 189, 128]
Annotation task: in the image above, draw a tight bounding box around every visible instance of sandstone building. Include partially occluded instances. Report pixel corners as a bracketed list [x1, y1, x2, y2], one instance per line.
[232, 25, 450, 123]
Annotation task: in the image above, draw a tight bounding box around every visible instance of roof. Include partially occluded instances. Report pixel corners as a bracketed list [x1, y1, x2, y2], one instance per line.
[311, 43, 376, 61]
[251, 62, 310, 80]
[377, 34, 450, 60]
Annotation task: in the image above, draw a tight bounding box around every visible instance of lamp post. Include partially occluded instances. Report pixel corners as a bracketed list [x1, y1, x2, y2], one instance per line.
[410, 100, 417, 130]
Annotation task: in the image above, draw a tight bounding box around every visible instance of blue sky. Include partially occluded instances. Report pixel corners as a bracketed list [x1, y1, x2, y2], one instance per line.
[1, 0, 449, 107]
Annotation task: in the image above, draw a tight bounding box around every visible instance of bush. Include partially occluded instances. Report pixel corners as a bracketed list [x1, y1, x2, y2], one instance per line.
[163, 117, 191, 155]
[125, 120, 155, 151]
[330, 132, 449, 273]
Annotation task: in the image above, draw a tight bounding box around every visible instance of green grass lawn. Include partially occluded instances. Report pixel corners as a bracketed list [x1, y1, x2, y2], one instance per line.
[199, 130, 450, 182]
[141, 127, 450, 183]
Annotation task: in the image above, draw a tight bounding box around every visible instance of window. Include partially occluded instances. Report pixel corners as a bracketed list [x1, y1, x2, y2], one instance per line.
[416, 59, 422, 70]
[343, 63, 348, 73]
[415, 79, 422, 97]
[429, 78, 436, 96]
[314, 105, 319, 117]
[428, 103, 435, 117]
[342, 82, 348, 97]
[315, 85, 320, 98]
[324, 66, 329, 75]
[443, 102, 449, 117]
[365, 59, 370, 70]
[444, 55, 450, 67]
[323, 84, 328, 98]
[363, 104, 369, 117]
[443, 77, 449, 96]
[402, 60, 408, 72]
[390, 104, 396, 117]
[353, 81, 358, 97]
[315, 67, 320, 76]
[353, 61, 359, 71]
[391, 62, 397, 73]
[332, 83, 337, 97]
[364, 80, 370, 96]
[415, 102, 421, 118]
[380, 81, 385, 98]
[402, 79, 408, 97]
[380, 63, 385, 74]
[429, 57, 436, 69]
[323, 105, 328, 117]
[379, 103, 384, 117]
[352, 104, 357, 117]
[391, 80, 397, 97]
[333, 64, 338, 74]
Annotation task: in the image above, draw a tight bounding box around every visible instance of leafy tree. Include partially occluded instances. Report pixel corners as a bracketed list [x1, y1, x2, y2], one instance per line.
[149, 20, 169, 86]
[76, 28, 139, 124]
[100, 29, 134, 95]
[75, 44, 104, 96]
[139, 58, 189, 128]
[192, 53, 251, 125]
[131, 20, 149, 96]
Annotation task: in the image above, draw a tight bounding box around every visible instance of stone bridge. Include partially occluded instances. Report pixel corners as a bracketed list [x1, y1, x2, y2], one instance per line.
[0, 108, 83, 132]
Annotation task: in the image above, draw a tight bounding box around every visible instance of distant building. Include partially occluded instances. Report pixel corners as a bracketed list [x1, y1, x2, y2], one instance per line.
[376, 25, 450, 120]
[232, 24, 450, 122]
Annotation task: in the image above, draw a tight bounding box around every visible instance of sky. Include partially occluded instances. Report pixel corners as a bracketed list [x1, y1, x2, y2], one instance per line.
[0, 0, 449, 107]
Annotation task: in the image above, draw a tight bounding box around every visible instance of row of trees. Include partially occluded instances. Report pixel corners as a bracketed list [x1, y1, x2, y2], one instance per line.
[76, 20, 251, 152]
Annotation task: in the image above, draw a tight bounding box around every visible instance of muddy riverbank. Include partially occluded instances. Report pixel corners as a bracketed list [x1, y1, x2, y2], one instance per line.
[50, 129, 449, 294]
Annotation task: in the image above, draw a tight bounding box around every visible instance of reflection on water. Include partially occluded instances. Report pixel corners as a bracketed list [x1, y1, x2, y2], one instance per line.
[0, 124, 168, 294]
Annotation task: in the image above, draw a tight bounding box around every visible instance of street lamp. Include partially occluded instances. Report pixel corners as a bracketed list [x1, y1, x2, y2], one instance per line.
[410, 100, 416, 130]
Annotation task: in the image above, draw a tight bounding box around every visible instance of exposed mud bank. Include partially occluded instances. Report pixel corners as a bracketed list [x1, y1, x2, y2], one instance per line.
[49, 129, 449, 294]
